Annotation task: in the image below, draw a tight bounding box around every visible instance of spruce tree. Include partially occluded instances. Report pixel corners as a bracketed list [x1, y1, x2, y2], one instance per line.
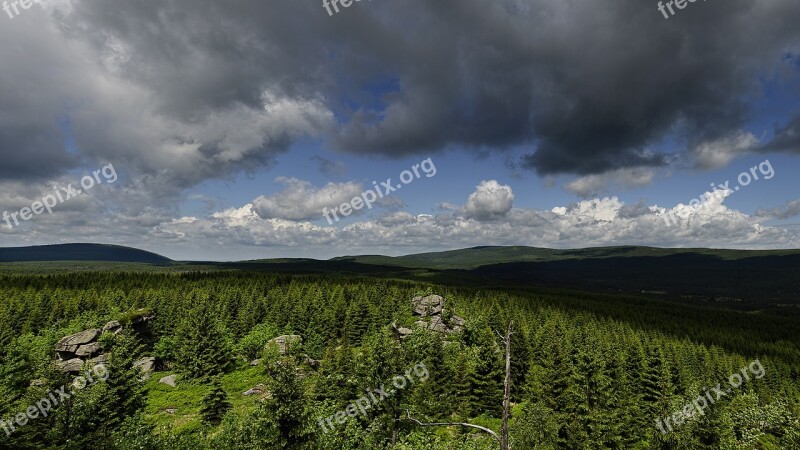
[174, 298, 232, 380]
[509, 325, 530, 402]
[263, 357, 315, 449]
[93, 331, 147, 437]
[467, 332, 504, 417]
[200, 378, 232, 426]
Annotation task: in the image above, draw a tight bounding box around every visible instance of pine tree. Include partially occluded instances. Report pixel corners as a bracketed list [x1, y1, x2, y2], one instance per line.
[642, 344, 674, 420]
[94, 331, 147, 436]
[174, 298, 232, 380]
[344, 294, 369, 345]
[263, 357, 315, 449]
[563, 335, 617, 448]
[200, 378, 232, 426]
[425, 332, 452, 417]
[509, 324, 530, 402]
[467, 332, 504, 417]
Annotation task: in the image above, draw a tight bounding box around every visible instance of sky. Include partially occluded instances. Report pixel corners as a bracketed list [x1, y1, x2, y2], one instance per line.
[0, 0, 799, 261]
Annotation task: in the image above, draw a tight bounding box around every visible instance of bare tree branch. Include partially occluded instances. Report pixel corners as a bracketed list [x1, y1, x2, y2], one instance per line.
[400, 410, 502, 446]
[403, 321, 516, 449]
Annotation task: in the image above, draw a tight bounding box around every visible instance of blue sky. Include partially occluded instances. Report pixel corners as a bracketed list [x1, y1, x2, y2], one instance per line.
[0, 0, 799, 260]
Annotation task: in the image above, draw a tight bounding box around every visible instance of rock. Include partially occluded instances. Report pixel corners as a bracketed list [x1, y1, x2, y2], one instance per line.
[89, 354, 110, 366]
[133, 357, 156, 379]
[243, 384, 268, 396]
[429, 316, 449, 333]
[102, 320, 122, 334]
[56, 329, 100, 354]
[57, 358, 85, 373]
[410, 306, 465, 334]
[391, 321, 414, 340]
[159, 375, 177, 387]
[250, 359, 263, 366]
[266, 335, 302, 355]
[130, 309, 155, 325]
[75, 342, 102, 357]
[165, 408, 177, 414]
[412, 295, 444, 317]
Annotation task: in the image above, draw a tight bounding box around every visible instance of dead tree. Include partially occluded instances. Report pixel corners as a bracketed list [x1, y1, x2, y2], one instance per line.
[498, 321, 513, 450]
[401, 410, 501, 447]
[402, 321, 514, 450]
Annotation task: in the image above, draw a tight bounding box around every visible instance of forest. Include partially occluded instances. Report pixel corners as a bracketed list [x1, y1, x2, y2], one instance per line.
[0, 268, 798, 449]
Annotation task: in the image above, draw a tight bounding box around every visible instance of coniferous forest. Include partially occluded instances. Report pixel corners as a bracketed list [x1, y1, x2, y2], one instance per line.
[3, 0, 800, 448]
[0, 267, 798, 449]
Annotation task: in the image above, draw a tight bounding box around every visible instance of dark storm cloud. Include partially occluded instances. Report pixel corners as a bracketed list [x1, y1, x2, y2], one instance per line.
[325, 0, 798, 174]
[759, 114, 800, 154]
[1, 0, 799, 189]
[0, 125, 77, 180]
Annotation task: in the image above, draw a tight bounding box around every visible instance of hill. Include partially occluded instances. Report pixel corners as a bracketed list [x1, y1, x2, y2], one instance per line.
[330, 246, 800, 308]
[334, 245, 800, 269]
[0, 243, 172, 263]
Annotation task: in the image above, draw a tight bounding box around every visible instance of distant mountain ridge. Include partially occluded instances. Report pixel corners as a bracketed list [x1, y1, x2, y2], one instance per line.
[327, 246, 800, 307]
[2, 244, 799, 308]
[332, 245, 800, 270]
[0, 244, 171, 263]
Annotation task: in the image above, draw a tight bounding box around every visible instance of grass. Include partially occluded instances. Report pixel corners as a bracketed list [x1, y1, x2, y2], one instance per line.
[144, 364, 271, 433]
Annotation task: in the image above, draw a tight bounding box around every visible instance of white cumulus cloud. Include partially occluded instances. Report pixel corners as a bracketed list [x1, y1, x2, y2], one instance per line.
[565, 168, 656, 198]
[464, 180, 514, 221]
[251, 177, 365, 221]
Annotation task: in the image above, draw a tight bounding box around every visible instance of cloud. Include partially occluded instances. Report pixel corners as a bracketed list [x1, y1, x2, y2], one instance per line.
[1, 0, 793, 186]
[759, 114, 800, 154]
[1, 0, 799, 259]
[251, 177, 364, 221]
[464, 180, 514, 221]
[691, 131, 760, 169]
[755, 199, 800, 219]
[564, 168, 656, 198]
[150, 193, 800, 259]
[156, 204, 337, 249]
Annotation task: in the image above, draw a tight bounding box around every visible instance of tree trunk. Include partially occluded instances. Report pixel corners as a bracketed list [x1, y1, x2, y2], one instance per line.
[501, 322, 512, 450]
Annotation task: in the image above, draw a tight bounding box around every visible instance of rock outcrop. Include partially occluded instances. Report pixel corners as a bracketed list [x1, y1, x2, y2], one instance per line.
[412, 295, 444, 317]
[134, 357, 156, 379]
[56, 329, 100, 357]
[102, 320, 123, 334]
[392, 322, 414, 340]
[395, 295, 466, 339]
[56, 358, 85, 373]
[265, 335, 302, 355]
[53, 311, 154, 373]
